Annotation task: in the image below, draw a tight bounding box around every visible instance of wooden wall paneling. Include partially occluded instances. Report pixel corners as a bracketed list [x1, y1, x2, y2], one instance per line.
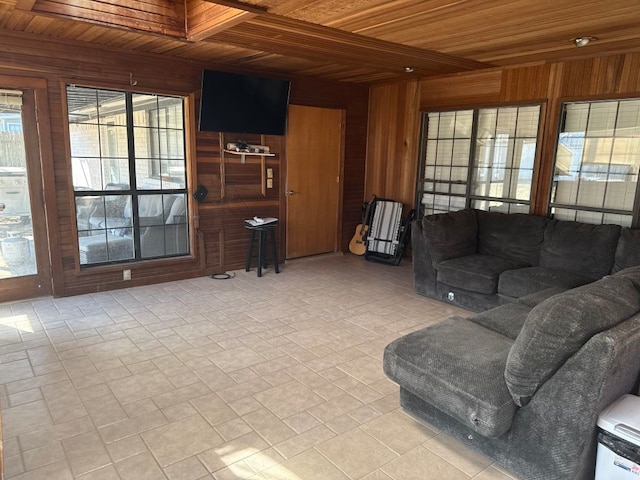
[0, 33, 369, 295]
[619, 53, 640, 93]
[366, 80, 421, 208]
[500, 64, 551, 102]
[529, 63, 563, 216]
[419, 70, 502, 109]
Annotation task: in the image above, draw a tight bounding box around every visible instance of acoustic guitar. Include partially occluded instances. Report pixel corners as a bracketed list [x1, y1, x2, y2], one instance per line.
[349, 196, 375, 255]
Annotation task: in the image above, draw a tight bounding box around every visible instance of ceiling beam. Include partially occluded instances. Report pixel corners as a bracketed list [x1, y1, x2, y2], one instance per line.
[187, 1, 258, 41]
[202, 0, 267, 15]
[209, 13, 492, 76]
[14, 0, 36, 10]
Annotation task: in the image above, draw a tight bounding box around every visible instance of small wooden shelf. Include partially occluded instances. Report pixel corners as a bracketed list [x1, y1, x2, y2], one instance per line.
[223, 149, 275, 164]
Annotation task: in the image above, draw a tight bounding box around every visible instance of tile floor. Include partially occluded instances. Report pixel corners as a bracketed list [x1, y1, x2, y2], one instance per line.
[0, 254, 520, 480]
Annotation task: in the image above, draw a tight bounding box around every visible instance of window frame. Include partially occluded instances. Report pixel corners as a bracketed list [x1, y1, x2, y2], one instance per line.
[415, 103, 543, 218]
[548, 98, 640, 227]
[65, 84, 192, 267]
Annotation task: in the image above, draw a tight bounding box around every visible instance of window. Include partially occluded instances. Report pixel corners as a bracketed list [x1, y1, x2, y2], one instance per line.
[549, 99, 640, 227]
[67, 86, 189, 266]
[417, 105, 541, 217]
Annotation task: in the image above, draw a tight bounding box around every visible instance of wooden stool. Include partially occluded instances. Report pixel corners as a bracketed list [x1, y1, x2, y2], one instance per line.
[245, 221, 279, 277]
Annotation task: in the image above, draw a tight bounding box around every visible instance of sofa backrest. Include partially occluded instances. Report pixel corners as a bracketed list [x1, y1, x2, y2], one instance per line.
[422, 208, 478, 266]
[504, 274, 640, 407]
[477, 210, 547, 266]
[613, 228, 640, 273]
[539, 219, 620, 280]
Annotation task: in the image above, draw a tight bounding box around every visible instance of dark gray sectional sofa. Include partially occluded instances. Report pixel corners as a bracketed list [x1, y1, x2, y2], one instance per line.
[412, 208, 640, 311]
[383, 209, 640, 480]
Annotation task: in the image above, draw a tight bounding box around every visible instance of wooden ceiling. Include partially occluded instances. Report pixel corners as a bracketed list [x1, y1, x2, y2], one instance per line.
[1, 0, 640, 84]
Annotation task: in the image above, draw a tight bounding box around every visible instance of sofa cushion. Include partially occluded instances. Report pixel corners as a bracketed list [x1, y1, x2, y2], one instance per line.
[477, 210, 547, 266]
[471, 302, 532, 339]
[613, 228, 640, 273]
[423, 209, 478, 266]
[505, 275, 640, 407]
[613, 265, 640, 291]
[437, 254, 530, 295]
[516, 287, 568, 307]
[539, 220, 620, 279]
[498, 266, 592, 298]
[383, 316, 517, 437]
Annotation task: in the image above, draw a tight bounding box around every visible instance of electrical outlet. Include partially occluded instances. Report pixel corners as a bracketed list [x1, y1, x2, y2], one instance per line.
[266, 168, 273, 179]
[123, 269, 131, 281]
[266, 178, 273, 188]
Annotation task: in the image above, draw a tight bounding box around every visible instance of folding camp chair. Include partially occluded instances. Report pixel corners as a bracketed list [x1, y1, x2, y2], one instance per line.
[364, 197, 415, 265]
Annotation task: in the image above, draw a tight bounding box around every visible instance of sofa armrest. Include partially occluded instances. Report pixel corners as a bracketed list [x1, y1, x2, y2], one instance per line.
[505, 313, 640, 479]
[412, 219, 438, 297]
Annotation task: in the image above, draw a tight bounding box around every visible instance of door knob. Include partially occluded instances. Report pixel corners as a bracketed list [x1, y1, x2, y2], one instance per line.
[285, 190, 297, 196]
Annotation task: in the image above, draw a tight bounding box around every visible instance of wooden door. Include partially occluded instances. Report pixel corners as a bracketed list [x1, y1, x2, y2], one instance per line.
[285, 105, 343, 258]
[0, 84, 53, 302]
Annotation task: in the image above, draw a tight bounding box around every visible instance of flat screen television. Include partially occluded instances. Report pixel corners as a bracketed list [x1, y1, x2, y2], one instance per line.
[199, 69, 291, 136]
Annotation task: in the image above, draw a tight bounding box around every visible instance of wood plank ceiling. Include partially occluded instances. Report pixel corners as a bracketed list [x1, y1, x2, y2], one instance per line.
[0, 0, 639, 84]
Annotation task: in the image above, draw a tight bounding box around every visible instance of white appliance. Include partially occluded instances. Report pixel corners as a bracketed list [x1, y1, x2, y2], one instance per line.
[595, 394, 640, 479]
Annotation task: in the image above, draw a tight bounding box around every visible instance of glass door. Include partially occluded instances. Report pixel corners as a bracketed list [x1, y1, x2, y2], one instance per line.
[0, 88, 52, 301]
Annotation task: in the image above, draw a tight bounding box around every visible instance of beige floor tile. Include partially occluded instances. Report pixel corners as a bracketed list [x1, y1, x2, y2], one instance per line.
[361, 471, 394, 480]
[106, 435, 148, 463]
[22, 442, 65, 471]
[424, 433, 493, 476]
[198, 432, 270, 473]
[216, 417, 254, 441]
[8, 388, 43, 408]
[18, 416, 95, 452]
[162, 401, 198, 422]
[0, 359, 33, 383]
[209, 346, 266, 373]
[307, 393, 363, 423]
[84, 394, 128, 428]
[259, 448, 349, 480]
[76, 464, 120, 480]
[98, 410, 168, 444]
[382, 445, 469, 480]
[192, 393, 239, 426]
[164, 456, 209, 480]
[108, 370, 174, 404]
[274, 424, 335, 459]
[115, 452, 166, 480]
[472, 466, 516, 480]
[2, 399, 52, 438]
[282, 411, 321, 434]
[3, 454, 24, 478]
[254, 381, 324, 418]
[141, 414, 224, 467]
[361, 410, 437, 455]
[84, 338, 140, 363]
[0, 256, 528, 480]
[61, 430, 111, 476]
[325, 414, 360, 434]
[243, 408, 297, 445]
[316, 428, 398, 479]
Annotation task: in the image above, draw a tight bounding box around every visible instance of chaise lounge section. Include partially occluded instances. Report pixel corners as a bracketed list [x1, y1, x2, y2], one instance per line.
[385, 208, 640, 479]
[384, 266, 640, 480]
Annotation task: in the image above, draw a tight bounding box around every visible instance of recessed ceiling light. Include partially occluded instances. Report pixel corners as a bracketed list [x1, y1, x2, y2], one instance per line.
[573, 36, 597, 47]
[403, 66, 415, 73]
